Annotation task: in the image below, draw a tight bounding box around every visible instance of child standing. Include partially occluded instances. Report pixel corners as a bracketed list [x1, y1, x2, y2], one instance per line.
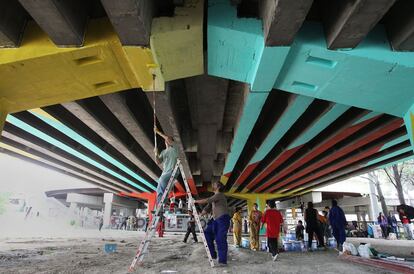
[295, 220, 305, 241]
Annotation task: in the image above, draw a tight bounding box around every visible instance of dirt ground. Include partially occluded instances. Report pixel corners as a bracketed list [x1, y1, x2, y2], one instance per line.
[0, 230, 401, 274]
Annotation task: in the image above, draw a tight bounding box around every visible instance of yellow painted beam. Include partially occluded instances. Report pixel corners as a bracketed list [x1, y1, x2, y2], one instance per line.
[225, 193, 287, 212]
[0, 18, 162, 114]
[150, 0, 204, 82]
[0, 142, 40, 160]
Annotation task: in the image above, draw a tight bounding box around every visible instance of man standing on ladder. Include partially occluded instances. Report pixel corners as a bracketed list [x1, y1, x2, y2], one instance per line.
[154, 127, 178, 206]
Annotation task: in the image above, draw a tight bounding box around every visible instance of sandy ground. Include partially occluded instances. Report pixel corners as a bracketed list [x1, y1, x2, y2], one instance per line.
[0, 230, 402, 274]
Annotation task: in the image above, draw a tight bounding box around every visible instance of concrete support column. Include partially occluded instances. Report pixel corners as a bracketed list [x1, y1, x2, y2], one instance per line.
[368, 180, 380, 221]
[103, 193, 114, 228]
[69, 202, 78, 213]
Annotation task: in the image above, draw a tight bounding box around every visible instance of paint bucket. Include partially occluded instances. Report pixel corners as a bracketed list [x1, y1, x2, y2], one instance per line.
[283, 242, 293, 252]
[104, 243, 117, 253]
[292, 241, 302, 251]
[328, 238, 336, 248]
[286, 233, 295, 241]
[311, 240, 317, 250]
[241, 237, 249, 248]
[260, 240, 267, 251]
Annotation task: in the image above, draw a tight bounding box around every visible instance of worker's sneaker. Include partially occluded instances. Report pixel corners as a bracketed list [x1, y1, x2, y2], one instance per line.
[214, 263, 227, 268]
[272, 254, 278, 261]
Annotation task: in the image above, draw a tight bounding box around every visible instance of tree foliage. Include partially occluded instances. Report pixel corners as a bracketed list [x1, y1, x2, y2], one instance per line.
[383, 159, 414, 205]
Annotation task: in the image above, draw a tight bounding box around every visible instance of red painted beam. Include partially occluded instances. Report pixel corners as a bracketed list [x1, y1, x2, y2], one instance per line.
[276, 145, 381, 193]
[174, 180, 185, 193]
[186, 178, 198, 195]
[244, 146, 303, 192]
[231, 162, 258, 190]
[254, 116, 379, 193]
[268, 119, 403, 192]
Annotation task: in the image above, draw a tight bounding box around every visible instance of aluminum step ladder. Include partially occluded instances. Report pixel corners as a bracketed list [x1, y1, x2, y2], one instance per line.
[128, 159, 214, 272]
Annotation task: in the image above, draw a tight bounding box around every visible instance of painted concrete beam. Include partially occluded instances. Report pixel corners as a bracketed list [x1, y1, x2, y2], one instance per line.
[99, 92, 156, 162]
[284, 140, 411, 194]
[150, 0, 204, 81]
[0, 19, 160, 114]
[321, 0, 396, 49]
[18, 0, 88, 46]
[260, 0, 313, 46]
[146, 86, 198, 194]
[0, 0, 27, 47]
[223, 92, 268, 176]
[208, 0, 290, 92]
[0, 145, 120, 194]
[1, 131, 135, 193]
[274, 23, 414, 117]
[2, 124, 138, 193]
[62, 101, 159, 182]
[100, 0, 153, 46]
[293, 149, 413, 196]
[386, 0, 414, 51]
[403, 104, 414, 152]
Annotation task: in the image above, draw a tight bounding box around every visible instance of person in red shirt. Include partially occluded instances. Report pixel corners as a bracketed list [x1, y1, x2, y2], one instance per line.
[261, 200, 284, 261]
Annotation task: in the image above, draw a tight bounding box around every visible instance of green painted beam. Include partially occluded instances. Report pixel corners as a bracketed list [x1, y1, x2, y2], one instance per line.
[6, 114, 151, 192]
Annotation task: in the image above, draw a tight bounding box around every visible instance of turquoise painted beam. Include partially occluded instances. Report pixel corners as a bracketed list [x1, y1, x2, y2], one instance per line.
[366, 147, 413, 167]
[6, 115, 152, 192]
[274, 23, 414, 117]
[208, 0, 290, 92]
[250, 95, 313, 163]
[404, 105, 414, 150]
[288, 103, 349, 149]
[378, 135, 410, 152]
[223, 92, 268, 174]
[28, 110, 156, 191]
[351, 112, 381, 126]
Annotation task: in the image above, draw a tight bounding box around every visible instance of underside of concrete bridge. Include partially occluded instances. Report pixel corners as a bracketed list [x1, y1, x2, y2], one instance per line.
[1, 0, 414, 203]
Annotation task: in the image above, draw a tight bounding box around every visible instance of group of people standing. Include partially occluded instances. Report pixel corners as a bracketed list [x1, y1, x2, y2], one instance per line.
[378, 205, 414, 240]
[232, 201, 285, 261]
[303, 200, 347, 251]
[232, 203, 263, 250]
